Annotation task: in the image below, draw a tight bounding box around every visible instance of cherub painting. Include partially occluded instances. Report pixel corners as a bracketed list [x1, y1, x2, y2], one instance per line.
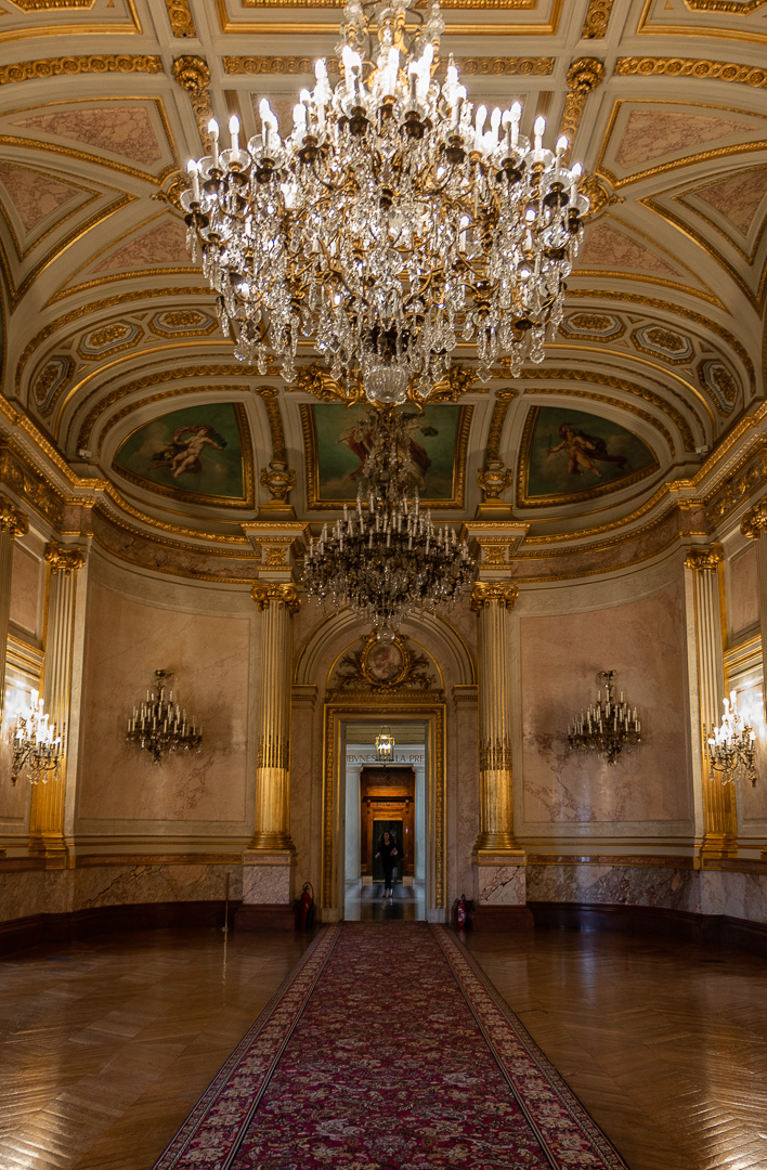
[151, 424, 227, 479]
[548, 422, 628, 479]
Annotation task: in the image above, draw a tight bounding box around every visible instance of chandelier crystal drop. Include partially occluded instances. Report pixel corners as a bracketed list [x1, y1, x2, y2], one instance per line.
[126, 670, 203, 765]
[568, 670, 641, 766]
[180, 0, 590, 405]
[10, 690, 64, 785]
[302, 408, 475, 638]
[706, 692, 757, 786]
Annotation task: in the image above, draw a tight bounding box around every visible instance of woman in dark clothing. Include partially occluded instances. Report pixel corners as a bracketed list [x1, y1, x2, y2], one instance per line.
[375, 830, 398, 898]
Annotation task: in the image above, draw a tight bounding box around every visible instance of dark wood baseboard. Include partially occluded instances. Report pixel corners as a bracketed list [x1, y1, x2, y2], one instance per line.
[470, 904, 535, 931]
[234, 903, 298, 932]
[527, 901, 767, 956]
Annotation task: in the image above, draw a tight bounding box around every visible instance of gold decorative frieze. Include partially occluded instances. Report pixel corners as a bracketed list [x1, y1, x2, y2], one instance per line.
[559, 57, 605, 154]
[0, 496, 28, 538]
[0, 55, 162, 88]
[706, 442, 767, 529]
[172, 55, 214, 148]
[615, 57, 767, 90]
[741, 498, 767, 540]
[330, 633, 439, 695]
[223, 55, 554, 77]
[0, 442, 64, 528]
[250, 581, 301, 613]
[684, 545, 723, 573]
[44, 542, 85, 574]
[165, 0, 196, 37]
[470, 582, 519, 610]
[479, 738, 513, 771]
[581, 0, 614, 38]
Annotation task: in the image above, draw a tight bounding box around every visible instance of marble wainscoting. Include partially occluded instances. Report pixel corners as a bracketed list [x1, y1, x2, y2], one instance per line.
[477, 863, 526, 905]
[701, 867, 767, 926]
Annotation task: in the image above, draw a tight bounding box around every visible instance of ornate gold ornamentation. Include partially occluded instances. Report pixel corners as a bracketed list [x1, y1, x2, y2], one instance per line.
[615, 57, 767, 90]
[44, 542, 85, 574]
[250, 581, 301, 613]
[223, 54, 554, 77]
[12, 1, 93, 7]
[260, 461, 296, 504]
[172, 55, 214, 147]
[154, 170, 187, 212]
[264, 544, 288, 566]
[470, 582, 519, 611]
[0, 442, 64, 528]
[165, 0, 197, 37]
[706, 442, 767, 528]
[477, 459, 513, 502]
[581, 0, 614, 38]
[256, 386, 288, 463]
[257, 736, 290, 770]
[0, 55, 163, 88]
[293, 364, 362, 404]
[481, 542, 508, 566]
[684, 545, 723, 572]
[579, 174, 621, 219]
[559, 57, 605, 153]
[428, 364, 480, 403]
[331, 634, 438, 694]
[0, 496, 28, 538]
[484, 389, 516, 462]
[741, 498, 767, 540]
[479, 738, 513, 771]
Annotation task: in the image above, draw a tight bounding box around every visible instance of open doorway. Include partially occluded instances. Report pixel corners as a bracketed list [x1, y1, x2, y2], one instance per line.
[342, 721, 427, 921]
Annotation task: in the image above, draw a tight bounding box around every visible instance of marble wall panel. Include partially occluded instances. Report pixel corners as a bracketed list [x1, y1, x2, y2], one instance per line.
[527, 862, 701, 914]
[73, 862, 242, 909]
[478, 864, 526, 905]
[77, 579, 251, 828]
[727, 542, 758, 643]
[242, 863, 292, 904]
[518, 581, 692, 831]
[10, 543, 41, 637]
[450, 701, 479, 904]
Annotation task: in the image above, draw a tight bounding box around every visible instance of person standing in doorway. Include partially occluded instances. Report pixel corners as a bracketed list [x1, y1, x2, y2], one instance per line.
[375, 830, 398, 898]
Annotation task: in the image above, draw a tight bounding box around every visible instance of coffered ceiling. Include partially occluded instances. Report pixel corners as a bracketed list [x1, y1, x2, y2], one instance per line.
[0, 0, 765, 564]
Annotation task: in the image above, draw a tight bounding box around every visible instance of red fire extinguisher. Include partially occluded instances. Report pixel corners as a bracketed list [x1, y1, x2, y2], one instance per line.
[457, 893, 467, 930]
[300, 882, 314, 930]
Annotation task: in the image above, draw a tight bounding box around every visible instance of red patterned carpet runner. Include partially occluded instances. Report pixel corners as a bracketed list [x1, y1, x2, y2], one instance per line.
[154, 922, 628, 1169]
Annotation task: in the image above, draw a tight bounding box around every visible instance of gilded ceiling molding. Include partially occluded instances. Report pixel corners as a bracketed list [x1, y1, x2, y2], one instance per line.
[615, 57, 767, 89]
[579, 174, 621, 218]
[685, 0, 767, 11]
[250, 581, 301, 613]
[222, 55, 555, 77]
[485, 388, 516, 461]
[290, 361, 479, 406]
[684, 545, 723, 572]
[0, 441, 65, 528]
[240, 0, 537, 6]
[44, 543, 85, 575]
[0, 55, 162, 87]
[0, 496, 29, 538]
[741, 497, 767, 540]
[172, 55, 214, 149]
[12, 1, 94, 7]
[581, 0, 614, 38]
[470, 582, 519, 611]
[559, 57, 605, 156]
[165, 0, 197, 37]
[256, 387, 288, 464]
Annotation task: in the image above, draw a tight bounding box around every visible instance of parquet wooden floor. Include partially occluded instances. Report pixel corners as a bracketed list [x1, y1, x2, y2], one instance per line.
[0, 923, 764, 1169]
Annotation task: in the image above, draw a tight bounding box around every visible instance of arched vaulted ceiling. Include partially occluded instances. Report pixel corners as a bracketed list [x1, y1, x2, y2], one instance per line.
[0, 0, 765, 579]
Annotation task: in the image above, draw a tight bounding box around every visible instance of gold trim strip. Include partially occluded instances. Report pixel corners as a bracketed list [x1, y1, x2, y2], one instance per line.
[0, 53, 160, 86]
[615, 56, 767, 90]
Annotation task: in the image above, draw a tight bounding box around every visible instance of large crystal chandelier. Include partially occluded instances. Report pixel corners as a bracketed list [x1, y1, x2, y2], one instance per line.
[10, 689, 63, 785]
[707, 692, 757, 786]
[303, 408, 474, 637]
[126, 670, 203, 764]
[567, 671, 641, 766]
[181, 0, 590, 405]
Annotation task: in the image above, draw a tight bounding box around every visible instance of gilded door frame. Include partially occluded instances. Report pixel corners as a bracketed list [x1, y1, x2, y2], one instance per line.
[321, 696, 446, 921]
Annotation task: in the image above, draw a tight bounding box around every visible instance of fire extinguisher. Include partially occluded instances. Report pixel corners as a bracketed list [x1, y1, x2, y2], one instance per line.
[300, 882, 314, 930]
[457, 893, 467, 930]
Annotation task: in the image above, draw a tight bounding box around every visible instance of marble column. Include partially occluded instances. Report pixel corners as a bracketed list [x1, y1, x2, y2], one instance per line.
[0, 497, 28, 726]
[470, 580, 532, 927]
[28, 542, 85, 866]
[684, 545, 736, 861]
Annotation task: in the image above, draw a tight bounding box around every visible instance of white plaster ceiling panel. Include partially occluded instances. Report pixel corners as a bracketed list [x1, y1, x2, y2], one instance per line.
[635, 0, 767, 45]
[0, 0, 141, 40]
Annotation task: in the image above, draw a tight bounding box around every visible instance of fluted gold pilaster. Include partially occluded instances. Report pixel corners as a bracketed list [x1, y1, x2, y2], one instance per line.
[29, 543, 85, 865]
[742, 499, 767, 853]
[0, 497, 28, 726]
[471, 581, 519, 853]
[250, 582, 300, 851]
[684, 545, 736, 860]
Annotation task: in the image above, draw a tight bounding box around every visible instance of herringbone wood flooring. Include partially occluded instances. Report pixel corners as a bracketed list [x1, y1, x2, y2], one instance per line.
[0, 924, 764, 1169]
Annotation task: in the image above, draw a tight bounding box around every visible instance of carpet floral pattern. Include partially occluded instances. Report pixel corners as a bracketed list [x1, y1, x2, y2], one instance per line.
[154, 922, 628, 1169]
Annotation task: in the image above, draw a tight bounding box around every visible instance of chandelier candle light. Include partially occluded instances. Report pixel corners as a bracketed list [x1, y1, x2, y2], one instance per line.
[126, 670, 202, 765]
[568, 670, 641, 766]
[10, 689, 63, 785]
[707, 692, 757, 786]
[375, 728, 396, 763]
[181, 0, 590, 405]
[303, 408, 474, 638]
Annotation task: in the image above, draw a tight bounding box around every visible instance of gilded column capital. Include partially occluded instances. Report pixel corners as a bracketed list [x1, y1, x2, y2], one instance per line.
[44, 543, 85, 574]
[684, 545, 723, 573]
[470, 581, 518, 611]
[741, 498, 767, 541]
[0, 497, 28, 538]
[251, 581, 301, 613]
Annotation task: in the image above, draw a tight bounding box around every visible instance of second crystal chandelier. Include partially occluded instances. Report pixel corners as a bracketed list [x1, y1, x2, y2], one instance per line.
[303, 409, 474, 639]
[181, 0, 590, 405]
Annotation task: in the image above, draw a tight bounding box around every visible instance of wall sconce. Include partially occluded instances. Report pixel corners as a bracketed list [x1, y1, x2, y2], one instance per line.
[126, 670, 202, 764]
[707, 692, 757, 786]
[567, 670, 641, 765]
[9, 689, 64, 785]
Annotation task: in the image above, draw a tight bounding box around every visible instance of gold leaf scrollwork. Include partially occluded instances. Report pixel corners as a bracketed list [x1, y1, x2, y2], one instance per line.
[579, 174, 621, 220]
[0, 496, 28, 538]
[0, 55, 163, 88]
[165, 0, 197, 37]
[470, 582, 519, 610]
[250, 581, 301, 613]
[581, 0, 614, 38]
[615, 57, 767, 90]
[684, 545, 723, 573]
[559, 57, 605, 153]
[171, 55, 214, 148]
[44, 542, 85, 574]
[741, 498, 767, 541]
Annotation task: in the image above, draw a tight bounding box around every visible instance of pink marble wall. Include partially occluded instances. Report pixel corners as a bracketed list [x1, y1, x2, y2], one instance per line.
[77, 581, 250, 826]
[519, 581, 692, 829]
[10, 543, 41, 637]
[727, 542, 758, 642]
